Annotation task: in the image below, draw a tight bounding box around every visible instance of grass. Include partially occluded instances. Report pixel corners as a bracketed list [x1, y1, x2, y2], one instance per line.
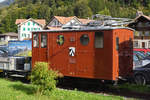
[0, 78, 124, 100]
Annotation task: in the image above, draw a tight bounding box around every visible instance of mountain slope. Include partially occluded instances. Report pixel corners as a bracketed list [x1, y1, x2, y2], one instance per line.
[0, 0, 14, 7]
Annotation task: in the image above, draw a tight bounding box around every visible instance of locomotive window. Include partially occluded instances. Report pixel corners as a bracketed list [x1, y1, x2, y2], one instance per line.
[129, 38, 133, 48]
[80, 34, 89, 46]
[116, 37, 119, 50]
[57, 35, 64, 45]
[33, 34, 39, 48]
[95, 32, 103, 48]
[41, 34, 47, 48]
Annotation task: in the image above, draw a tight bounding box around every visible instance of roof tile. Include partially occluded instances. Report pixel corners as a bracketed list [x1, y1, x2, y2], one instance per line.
[15, 19, 46, 26]
[54, 16, 76, 24]
[53, 16, 93, 25]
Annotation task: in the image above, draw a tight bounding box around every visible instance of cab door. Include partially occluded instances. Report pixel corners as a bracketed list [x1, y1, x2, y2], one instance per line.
[32, 33, 48, 65]
[76, 32, 94, 77]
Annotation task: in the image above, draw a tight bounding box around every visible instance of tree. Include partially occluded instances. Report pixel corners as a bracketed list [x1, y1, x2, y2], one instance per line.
[88, 0, 105, 14]
[37, 5, 51, 23]
[98, 7, 111, 16]
[74, 0, 92, 18]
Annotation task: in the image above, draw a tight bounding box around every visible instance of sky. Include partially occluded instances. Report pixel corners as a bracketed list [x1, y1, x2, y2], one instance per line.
[0, 0, 5, 2]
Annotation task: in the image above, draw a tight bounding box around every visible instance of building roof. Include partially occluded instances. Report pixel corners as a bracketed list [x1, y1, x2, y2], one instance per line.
[128, 14, 150, 26]
[46, 26, 62, 30]
[78, 18, 94, 24]
[15, 18, 46, 26]
[0, 32, 18, 37]
[52, 16, 93, 25]
[53, 16, 76, 25]
[33, 26, 134, 33]
[15, 19, 26, 24]
[134, 14, 150, 21]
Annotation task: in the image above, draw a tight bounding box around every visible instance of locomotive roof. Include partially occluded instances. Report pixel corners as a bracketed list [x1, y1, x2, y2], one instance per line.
[33, 26, 134, 33]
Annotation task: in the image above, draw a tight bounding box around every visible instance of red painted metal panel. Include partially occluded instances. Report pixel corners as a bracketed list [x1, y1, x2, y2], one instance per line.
[32, 33, 40, 66]
[112, 29, 133, 80]
[94, 30, 113, 80]
[76, 31, 94, 78]
[50, 32, 77, 76]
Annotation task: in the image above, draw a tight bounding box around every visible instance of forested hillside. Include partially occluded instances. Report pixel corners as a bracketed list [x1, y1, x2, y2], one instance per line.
[0, 0, 150, 33]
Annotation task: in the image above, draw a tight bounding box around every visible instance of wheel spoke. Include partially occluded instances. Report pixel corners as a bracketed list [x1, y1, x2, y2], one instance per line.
[135, 75, 146, 85]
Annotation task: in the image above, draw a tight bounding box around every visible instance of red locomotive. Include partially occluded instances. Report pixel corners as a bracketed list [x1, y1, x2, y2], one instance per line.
[32, 27, 134, 81]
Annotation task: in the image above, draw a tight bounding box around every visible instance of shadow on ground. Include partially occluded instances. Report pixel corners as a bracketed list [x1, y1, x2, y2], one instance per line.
[10, 83, 36, 95]
[7, 76, 35, 95]
[57, 77, 150, 100]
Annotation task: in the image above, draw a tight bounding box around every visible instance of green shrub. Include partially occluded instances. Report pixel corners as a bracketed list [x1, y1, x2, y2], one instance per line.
[30, 62, 60, 94]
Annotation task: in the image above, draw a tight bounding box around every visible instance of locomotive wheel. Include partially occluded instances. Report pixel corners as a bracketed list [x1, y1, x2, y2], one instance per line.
[134, 74, 146, 85]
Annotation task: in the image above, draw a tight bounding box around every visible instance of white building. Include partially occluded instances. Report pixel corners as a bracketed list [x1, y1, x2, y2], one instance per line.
[15, 18, 46, 40]
[0, 32, 18, 44]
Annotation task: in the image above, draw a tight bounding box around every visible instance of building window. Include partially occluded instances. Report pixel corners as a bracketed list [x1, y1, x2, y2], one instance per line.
[139, 31, 144, 36]
[55, 21, 57, 26]
[28, 34, 30, 38]
[24, 34, 26, 38]
[34, 28, 37, 31]
[28, 22, 30, 26]
[137, 22, 142, 27]
[95, 32, 104, 48]
[0, 37, 4, 41]
[23, 28, 25, 31]
[28, 28, 30, 31]
[33, 34, 39, 47]
[133, 41, 139, 48]
[41, 34, 47, 48]
[148, 41, 150, 48]
[31, 28, 33, 31]
[142, 42, 146, 48]
[145, 31, 149, 36]
[80, 34, 89, 46]
[57, 35, 64, 45]
[145, 22, 150, 26]
[22, 33, 26, 37]
[33, 22, 35, 26]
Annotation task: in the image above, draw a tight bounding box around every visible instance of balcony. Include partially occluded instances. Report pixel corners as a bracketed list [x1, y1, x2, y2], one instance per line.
[134, 36, 150, 39]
